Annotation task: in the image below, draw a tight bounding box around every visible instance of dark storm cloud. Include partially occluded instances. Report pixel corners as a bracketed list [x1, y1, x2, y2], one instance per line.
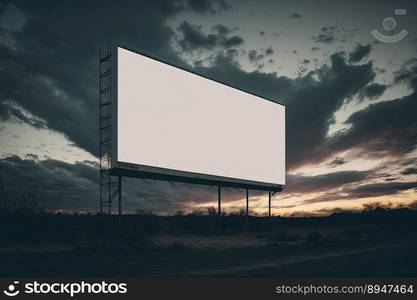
[212, 24, 231, 35]
[25, 153, 38, 160]
[0, 101, 47, 129]
[0, 155, 98, 210]
[177, 21, 244, 51]
[193, 54, 292, 100]
[248, 50, 264, 62]
[291, 48, 417, 168]
[401, 168, 417, 176]
[0, 155, 225, 214]
[288, 12, 302, 19]
[0, 2, 26, 31]
[328, 91, 417, 160]
[224, 48, 239, 59]
[401, 158, 417, 167]
[312, 25, 355, 44]
[346, 181, 417, 199]
[0, 155, 248, 214]
[317, 57, 417, 162]
[285, 170, 370, 194]
[0, 0, 185, 156]
[186, 0, 230, 15]
[312, 26, 338, 43]
[287, 52, 376, 169]
[327, 157, 346, 167]
[349, 44, 372, 63]
[358, 83, 387, 101]
[247, 47, 273, 65]
[302, 180, 417, 205]
[394, 58, 417, 90]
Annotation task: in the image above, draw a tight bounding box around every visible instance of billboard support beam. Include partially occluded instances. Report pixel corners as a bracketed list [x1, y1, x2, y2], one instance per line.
[217, 185, 221, 216]
[111, 167, 283, 192]
[246, 189, 249, 224]
[118, 176, 122, 223]
[217, 185, 222, 230]
[268, 191, 271, 217]
[108, 174, 111, 215]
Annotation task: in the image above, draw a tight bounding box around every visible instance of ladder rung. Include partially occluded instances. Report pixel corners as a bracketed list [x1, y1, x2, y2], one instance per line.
[100, 102, 110, 107]
[101, 70, 111, 77]
[100, 55, 111, 62]
[100, 87, 110, 94]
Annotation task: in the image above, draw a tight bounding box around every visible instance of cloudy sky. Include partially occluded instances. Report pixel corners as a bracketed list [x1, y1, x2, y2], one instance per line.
[0, 0, 416, 216]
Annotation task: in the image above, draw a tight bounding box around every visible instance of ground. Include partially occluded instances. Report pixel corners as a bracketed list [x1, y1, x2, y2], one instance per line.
[0, 210, 416, 277]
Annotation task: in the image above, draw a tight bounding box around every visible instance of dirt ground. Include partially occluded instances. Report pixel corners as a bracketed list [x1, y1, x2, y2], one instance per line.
[1, 212, 416, 277]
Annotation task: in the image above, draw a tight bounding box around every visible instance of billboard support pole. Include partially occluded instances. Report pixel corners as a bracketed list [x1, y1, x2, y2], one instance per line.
[268, 191, 271, 217]
[217, 185, 221, 216]
[108, 175, 111, 215]
[118, 176, 122, 224]
[217, 185, 222, 231]
[246, 189, 249, 224]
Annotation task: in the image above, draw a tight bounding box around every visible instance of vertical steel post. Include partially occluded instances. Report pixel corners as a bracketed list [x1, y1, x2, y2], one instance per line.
[217, 185, 222, 231]
[118, 176, 122, 225]
[268, 191, 271, 217]
[108, 175, 111, 215]
[218, 185, 221, 216]
[246, 188, 249, 224]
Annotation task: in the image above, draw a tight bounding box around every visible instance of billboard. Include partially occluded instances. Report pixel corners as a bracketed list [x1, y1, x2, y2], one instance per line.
[111, 46, 285, 191]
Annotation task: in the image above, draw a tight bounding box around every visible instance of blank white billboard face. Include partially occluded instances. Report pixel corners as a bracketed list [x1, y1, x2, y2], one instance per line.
[116, 47, 285, 185]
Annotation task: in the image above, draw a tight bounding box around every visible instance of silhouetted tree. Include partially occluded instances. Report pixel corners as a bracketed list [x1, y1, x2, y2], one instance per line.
[207, 206, 217, 216]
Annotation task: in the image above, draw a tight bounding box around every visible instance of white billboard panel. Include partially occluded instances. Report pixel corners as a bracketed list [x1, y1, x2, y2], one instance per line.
[114, 46, 285, 187]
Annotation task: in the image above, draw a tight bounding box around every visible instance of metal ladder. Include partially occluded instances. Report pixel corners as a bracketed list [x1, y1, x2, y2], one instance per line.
[99, 43, 121, 215]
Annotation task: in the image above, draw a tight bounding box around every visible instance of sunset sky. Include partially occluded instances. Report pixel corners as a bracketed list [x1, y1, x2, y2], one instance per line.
[0, 0, 416, 216]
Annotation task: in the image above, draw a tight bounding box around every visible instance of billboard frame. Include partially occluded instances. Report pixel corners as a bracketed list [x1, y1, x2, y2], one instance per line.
[109, 44, 285, 192]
